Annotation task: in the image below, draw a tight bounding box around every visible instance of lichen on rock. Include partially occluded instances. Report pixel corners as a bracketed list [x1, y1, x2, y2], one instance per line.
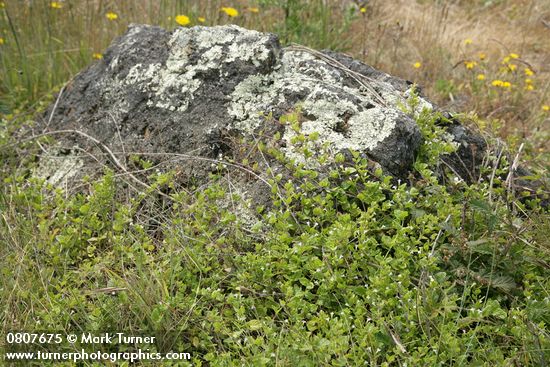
[105, 25, 278, 113]
[228, 46, 423, 171]
[36, 24, 485, 193]
[33, 146, 84, 187]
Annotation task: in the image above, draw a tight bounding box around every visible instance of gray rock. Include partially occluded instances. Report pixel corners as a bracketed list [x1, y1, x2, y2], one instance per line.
[38, 24, 523, 199]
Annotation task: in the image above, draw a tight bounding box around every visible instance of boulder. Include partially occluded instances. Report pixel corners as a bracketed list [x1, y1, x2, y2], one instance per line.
[34, 24, 513, 197]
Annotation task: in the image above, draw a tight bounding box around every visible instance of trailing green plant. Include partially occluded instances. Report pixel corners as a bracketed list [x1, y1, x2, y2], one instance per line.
[1, 106, 548, 365]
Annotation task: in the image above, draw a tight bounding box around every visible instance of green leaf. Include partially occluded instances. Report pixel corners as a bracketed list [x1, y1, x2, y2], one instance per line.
[247, 319, 263, 331]
[482, 299, 507, 319]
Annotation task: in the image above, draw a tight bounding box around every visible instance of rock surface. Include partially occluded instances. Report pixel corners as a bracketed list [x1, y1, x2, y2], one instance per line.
[37, 24, 487, 192]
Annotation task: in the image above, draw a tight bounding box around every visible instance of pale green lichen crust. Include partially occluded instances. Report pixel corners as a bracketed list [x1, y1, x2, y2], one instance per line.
[228, 48, 432, 164]
[105, 25, 275, 113]
[33, 146, 84, 187]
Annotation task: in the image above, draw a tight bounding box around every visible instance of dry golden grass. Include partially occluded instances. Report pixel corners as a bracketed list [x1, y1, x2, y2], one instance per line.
[349, 0, 549, 151]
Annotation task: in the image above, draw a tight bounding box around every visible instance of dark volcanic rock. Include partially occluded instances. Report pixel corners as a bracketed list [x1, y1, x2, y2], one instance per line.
[37, 24, 429, 185]
[37, 24, 527, 200]
[442, 123, 487, 183]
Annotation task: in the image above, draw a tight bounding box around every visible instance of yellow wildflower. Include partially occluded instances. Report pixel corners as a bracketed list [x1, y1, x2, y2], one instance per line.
[221, 7, 239, 17]
[491, 80, 504, 87]
[413, 62, 422, 69]
[502, 56, 511, 64]
[507, 63, 517, 72]
[198, 17, 206, 23]
[464, 61, 477, 69]
[478, 52, 486, 60]
[502, 81, 512, 88]
[509, 53, 519, 59]
[247, 7, 259, 13]
[92, 53, 103, 60]
[360, 7, 367, 13]
[542, 105, 550, 111]
[464, 38, 473, 45]
[106, 12, 118, 21]
[50, 1, 62, 8]
[175, 15, 190, 26]
[0, 37, 4, 45]
[525, 84, 534, 91]
[524, 68, 534, 76]
[476, 74, 485, 80]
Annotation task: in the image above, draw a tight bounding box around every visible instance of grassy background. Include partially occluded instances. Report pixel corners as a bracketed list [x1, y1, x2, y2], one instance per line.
[0, 1, 549, 366]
